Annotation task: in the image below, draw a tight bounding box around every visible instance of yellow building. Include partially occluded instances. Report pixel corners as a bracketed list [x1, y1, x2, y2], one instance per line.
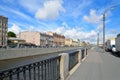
[65, 38, 79, 47]
[71, 39, 79, 46]
[65, 38, 72, 46]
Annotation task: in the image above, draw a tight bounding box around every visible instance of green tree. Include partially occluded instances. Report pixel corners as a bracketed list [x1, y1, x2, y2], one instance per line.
[7, 31, 16, 37]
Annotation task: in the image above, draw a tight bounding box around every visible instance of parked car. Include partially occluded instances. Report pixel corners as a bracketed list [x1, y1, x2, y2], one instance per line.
[115, 34, 120, 54]
[105, 38, 118, 53]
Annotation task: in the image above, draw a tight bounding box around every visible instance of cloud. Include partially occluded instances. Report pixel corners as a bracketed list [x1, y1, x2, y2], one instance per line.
[83, 9, 104, 43]
[8, 24, 22, 34]
[35, 0, 65, 20]
[55, 27, 97, 44]
[97, 24, 103, 31]
[0, 5, 32, 21]
[8, 24, 43, 34]
[71, 0, 91, 18]
[28, 26, 42, 32]
[11, 9, 32, 21]
[83, 9, 102, 24]
[106, 29, 117, 39]
[52, 22, 97, 43]
[19, 0, 42, 13]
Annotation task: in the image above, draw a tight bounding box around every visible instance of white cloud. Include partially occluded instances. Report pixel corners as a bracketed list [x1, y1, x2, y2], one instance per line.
[55, 27, 97, 44]
[83, 9, 102, 24]
[35, 0, 65, 20]
[28, 26, 42, 32]
[71, 0, 91, 18]
[55, 27, 65, 34]
[11, 9, 32, 20]
[97, 24, 103, 31]
[106, 29, 117, 39]
[83, 9, 104, 44]
[28, 26, 36, 32]
[8, 24, 22, 34]
[19, 0, 42, 13]
[53, 22, 97, 43]
[0, 5, 32, 21]
[62, 22, 69, 28]
[8, 24, 43, 34]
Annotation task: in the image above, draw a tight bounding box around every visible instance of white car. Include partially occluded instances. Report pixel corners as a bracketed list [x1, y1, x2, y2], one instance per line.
[111, 45, 118, 53]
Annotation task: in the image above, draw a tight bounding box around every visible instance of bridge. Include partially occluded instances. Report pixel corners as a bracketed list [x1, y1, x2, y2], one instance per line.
[0, 46, 120, 80]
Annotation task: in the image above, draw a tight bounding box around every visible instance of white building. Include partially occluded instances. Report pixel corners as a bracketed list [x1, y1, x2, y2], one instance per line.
[19, 31, 53, 46]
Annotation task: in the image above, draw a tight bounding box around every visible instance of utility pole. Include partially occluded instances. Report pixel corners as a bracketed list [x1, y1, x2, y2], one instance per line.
[102, 4, 119, 51]
[103, 14, 105, 51]
[97, 33, 99, 46]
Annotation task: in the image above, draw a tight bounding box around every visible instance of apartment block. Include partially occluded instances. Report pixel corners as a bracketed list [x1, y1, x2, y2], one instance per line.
[65, 38, 72, 46]
[0, 16, 8, 47]
[71, 40, 79, 46]
[40, 33, 53, 47]
[19, 31, 53, 46]
[47, 32, 65, 46]
[65, 38, 79, 47]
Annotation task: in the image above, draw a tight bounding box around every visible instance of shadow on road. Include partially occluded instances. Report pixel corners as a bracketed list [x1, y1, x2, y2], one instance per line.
[98, 46, 120, 58]
[109, 52, 120, 58]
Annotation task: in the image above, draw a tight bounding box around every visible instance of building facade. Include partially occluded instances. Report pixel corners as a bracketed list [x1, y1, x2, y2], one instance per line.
[40, 33, 53, 47]
[65, 38, 79, 47]
[71, 40, 79, 46]
[47, 32, 65, 46]
[8, 37, 26, 48]
[65, 38, 72, 46]
[8, 37, 25, 44]
[19, 31, 53, 46]
[0, 16, 8, 47]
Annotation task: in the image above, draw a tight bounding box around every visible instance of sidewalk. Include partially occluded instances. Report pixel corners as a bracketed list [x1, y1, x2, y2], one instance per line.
[67, 47, 120, 80]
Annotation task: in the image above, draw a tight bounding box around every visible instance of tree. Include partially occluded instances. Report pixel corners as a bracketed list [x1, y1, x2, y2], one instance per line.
[7, 31, 16, 37]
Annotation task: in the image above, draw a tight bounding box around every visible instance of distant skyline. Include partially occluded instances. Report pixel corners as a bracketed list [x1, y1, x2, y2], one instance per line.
[0, 0, 120, 44]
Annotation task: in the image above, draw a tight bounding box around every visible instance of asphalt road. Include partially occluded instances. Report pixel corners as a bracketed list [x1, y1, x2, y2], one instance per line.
[68, 47, 120, 80]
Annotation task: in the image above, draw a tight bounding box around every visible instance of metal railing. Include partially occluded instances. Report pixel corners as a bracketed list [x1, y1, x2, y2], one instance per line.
[0, 56, 61, 80]
[86, 49, 87, 55]
[81, 49, 85, 60]
[69, 51, 79, 70]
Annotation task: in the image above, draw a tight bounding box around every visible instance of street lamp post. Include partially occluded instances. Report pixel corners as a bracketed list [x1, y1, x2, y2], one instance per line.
[102, 5, 118, 51]
[103, 13, 105, 51]
[97, 32, 99, 46]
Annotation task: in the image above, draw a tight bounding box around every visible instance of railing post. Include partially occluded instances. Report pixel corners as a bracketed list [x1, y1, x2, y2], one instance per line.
[86, 48, 88, 56]
[80, 49, 86, 61]
[78, 50, 81, 63]
[84, 49, 86, 59]
[59, 53, 69, 80]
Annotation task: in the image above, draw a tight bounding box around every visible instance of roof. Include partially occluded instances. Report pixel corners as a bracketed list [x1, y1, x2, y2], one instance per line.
[8, 37, 25, 41]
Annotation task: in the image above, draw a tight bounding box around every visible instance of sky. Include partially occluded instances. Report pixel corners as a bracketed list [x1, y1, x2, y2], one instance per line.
[0, 0, 120, 44]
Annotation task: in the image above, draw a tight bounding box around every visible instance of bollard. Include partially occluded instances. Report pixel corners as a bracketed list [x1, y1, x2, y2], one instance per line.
[59, 53, 69, 80]
[78, 50, 81, 63]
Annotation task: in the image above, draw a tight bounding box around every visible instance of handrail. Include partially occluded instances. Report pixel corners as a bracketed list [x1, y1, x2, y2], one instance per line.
[0, 56, 61, 80]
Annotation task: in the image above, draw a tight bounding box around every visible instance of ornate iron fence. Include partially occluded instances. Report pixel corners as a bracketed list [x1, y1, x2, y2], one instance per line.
[69, 51, 79, 70]
[86, 48, 87, 55]
[0, 56, 61, 80]
[81, 49, 85, 60]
